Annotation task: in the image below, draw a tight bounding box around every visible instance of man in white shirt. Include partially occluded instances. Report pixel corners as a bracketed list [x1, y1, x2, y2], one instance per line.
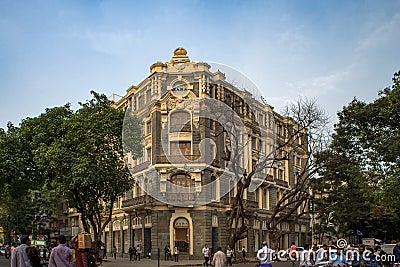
[315, 244, 329, 266]
[257, 241, 274, 267]
[202, 244, 210, 267]
[11, 236, 32, 267]
[300, 244, 312, 267]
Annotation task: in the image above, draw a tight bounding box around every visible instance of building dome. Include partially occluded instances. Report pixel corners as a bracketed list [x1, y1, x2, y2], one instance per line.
[171, 47, 190, 63]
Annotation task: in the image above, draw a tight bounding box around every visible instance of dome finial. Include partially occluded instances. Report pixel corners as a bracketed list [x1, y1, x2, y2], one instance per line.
[171, 47, 190, 63]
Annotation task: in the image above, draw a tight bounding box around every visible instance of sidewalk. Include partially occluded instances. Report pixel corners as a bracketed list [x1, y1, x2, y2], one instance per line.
[101, 257, 204, 267]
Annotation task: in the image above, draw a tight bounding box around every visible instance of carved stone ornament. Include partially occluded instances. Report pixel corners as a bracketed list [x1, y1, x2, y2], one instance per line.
[168, 99, 176, 110]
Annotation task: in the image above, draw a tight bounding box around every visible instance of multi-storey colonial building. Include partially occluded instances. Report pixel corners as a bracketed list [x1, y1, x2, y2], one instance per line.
[100, 48, 310, 259]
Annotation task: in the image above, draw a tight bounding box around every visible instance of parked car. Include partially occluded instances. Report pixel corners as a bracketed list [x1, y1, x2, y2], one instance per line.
[0, 246, 6, 256]
[381, 244, 396, 255]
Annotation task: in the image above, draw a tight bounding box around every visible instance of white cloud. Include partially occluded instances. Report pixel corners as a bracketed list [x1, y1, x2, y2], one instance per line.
[357, 11, 400, 51]
[285, 70, 350, 97]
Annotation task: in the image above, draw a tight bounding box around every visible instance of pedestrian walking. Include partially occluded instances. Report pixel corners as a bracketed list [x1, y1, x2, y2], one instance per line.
[10, 236, 30, 267]
[26, 246, 41, 267]
[112, 246, 117, 260]
[299, 244, 312, 267]
[257, 241, 274, 267]
[202, 244, 210, 267]
[290, 242, 297, 260]
[128, 247, 133, 261]
[226, 245, 234, 266]
[87, 250, 96, 267]
[242, 246, 246, 260]
[132, 246, 137, 260]
[48, 235, 74, 267]
[11, 236, 31, 267]
[164, 245, 171, 260]
[136, 245, 141, 261]
[212, 246, 226, 267]
[173, 245, 179, 262]
[330, 248, 347, 267]
[315, 244, 329, 266]
[98, 244, 105, 266]
[353, 245, 367, 267]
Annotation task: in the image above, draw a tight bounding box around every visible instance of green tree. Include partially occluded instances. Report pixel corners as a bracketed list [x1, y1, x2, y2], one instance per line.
[316, 70, 400, 240]
[0, 124, 56, 237]
[21, 91, 143, 248]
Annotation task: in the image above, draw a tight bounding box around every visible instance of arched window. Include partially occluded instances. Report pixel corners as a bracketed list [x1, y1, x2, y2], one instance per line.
[170, 111, 191, 132]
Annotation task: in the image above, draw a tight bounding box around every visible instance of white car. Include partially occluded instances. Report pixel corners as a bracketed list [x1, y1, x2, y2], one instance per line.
[0, 247, 6, 256]
[381, 244, 396, 255]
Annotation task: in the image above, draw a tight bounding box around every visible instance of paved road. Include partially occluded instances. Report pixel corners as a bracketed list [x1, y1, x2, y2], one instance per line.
[0, 254, 295, 267]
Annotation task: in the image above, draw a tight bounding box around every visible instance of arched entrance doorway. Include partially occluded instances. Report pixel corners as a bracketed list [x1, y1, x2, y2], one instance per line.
[174, 217, 190, 254]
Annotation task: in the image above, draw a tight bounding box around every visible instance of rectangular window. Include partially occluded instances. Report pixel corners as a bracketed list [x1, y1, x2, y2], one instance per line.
[252, 137, 257, 150]
[146, 89, 151, 102]
[258, 113, 264, 126]
[146, 121, 151, 135]
[278, 169, 284, 180]
[138, 95, 144, 109]
[171, 142, 191, 156]
[146, 148, 151, 161]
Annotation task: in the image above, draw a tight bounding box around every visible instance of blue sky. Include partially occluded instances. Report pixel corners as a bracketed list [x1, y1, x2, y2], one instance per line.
[1, 0, 400, 128]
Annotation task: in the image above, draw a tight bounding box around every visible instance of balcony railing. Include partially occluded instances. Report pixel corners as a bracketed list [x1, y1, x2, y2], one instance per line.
[275, 179, 289, 187]
[157, 155, 201, 164]
[122, 195, 153, 208]
[169, 123, 191, 132]
[129, 161, 150, 173]
[164, 192, 196, 201]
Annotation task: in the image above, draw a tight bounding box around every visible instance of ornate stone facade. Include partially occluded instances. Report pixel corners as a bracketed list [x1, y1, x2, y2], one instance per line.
[102, 48, 310, 259]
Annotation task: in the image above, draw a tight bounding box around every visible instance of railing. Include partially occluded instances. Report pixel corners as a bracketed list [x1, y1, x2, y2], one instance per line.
[164, 192, 196, 201]
[122, 195, 153, 208]
[275, 179, 289, 187]
[157, 155, 201, 164]
[129, 161, 150, 173]
[265, 174, 274, 182]
[169, 123, 191, 132]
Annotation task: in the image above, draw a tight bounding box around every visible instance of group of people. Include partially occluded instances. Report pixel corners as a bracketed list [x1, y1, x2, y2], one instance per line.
[163, 244, 179, 262]
[127, 245, 142, 261]
[10, 234, 75, 267]
[294, 241, 400, 267]
[201, 244, 228, 267]
[8, 234, 109, 267]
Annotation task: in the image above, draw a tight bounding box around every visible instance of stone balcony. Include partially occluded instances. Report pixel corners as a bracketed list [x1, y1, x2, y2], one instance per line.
[156, 155, 201, 164]
[130, 161, 150, 173]
[275, 179, 289, 187]
[121, 195, 154, 211]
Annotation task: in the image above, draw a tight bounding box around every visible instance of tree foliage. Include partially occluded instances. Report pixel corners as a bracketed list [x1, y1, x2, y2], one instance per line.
[0, 124, 56, 237]
[0, 91, 143, 245]
[314, 70, 400, 240]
